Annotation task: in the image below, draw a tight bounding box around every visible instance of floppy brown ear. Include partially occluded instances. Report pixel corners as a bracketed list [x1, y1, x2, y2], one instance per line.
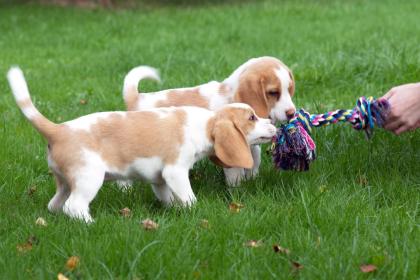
[288, 70, 295, 96]
[213, 120, 253, 169]
[234, 74, 269, 118]
[209, 155, 231, 168]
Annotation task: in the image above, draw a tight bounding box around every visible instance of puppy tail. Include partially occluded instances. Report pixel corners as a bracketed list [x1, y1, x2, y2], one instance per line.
[123, 66, 160, 111]
[7, 67, 58, 140]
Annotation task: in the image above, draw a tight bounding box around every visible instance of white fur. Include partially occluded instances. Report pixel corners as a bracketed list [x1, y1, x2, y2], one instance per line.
[123, 66, 160, 99]
[7, 67, 31, 102]
[199, 81, 230, 110]
[271, 68, 296, 122]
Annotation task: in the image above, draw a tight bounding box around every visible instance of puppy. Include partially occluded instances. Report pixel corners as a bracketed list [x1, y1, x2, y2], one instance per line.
[7, 67, 276, 222]
[122, 56, 296, 185]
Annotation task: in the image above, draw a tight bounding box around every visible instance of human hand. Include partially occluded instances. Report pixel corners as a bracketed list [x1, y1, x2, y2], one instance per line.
[382, 83, 420, 135]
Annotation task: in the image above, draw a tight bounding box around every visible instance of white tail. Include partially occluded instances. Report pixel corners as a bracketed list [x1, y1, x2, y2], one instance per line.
[7, 67, 58, 139]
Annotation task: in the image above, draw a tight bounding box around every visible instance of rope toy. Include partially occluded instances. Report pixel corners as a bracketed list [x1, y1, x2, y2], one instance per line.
[270, 96, 390, 171]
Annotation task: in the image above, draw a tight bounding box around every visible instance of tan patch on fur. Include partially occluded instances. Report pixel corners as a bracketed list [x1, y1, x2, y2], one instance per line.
[48, 109, 187, 187]
[17, 99, 32, 108]
[233, 57, 295, 118]
[124, 85, 141, 111]
[155, 88, 209, 109]
[218, 83, 232, 96]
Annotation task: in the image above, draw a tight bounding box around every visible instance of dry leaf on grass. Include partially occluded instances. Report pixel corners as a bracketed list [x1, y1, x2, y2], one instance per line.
[27, 185, 37, 196]
[16, 235, 38, 253]
[66, 256, 80, 270]
[141, 218, 159, 230]
[273, 244, 290, 255]
[35, 217, 47, 227]
[119, 207, 132, 217]
[244, 240, 263, 248]
[291, 261, 304, 271]
[57, 273, 69, 280]
[229, 202, 244, 213]
[16, 242, 33, 253]
[360, 264, 377, 273]
[200, 219, 210, 229]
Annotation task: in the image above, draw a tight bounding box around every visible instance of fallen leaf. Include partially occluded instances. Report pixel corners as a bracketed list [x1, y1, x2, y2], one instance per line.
[66, 256, 80, 270]
[79, 99, 87, 105]
[35, 217, 47, 227]
[291, 261, 304, 271]
[229, 202, 244, 213]
[357, 174, 368, 186]
[27, 185, 37, 196]
[360, 264, 377, 273]
[16, 242, 32, 253]
[244, 240, 263, 248]
[141, 218, 159, 230]
[16, 235, 38, 253]
[200, 219, 210, 229]
[318, 185, 328, 193]
[273, 244, 290, 254]
[119, 207, 132, 217]
[57, 273, 69, 280]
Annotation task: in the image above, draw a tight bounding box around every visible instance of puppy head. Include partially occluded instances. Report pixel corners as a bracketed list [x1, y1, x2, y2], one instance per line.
[209, 103, 277, 169]
[233, 57, 296, 123]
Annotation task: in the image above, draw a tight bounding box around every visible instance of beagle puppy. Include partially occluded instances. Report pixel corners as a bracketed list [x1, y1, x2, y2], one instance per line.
[7, 67, 276, 222]
[122, 56, 296, 185]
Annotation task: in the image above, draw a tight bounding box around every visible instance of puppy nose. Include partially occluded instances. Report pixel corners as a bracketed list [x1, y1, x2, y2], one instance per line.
[286, 108, 296, 120]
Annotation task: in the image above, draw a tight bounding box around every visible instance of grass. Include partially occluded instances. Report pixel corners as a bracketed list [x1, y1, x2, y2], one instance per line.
[0, 0, 419, 278]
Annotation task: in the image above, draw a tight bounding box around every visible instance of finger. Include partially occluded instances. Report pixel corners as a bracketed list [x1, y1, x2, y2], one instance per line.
[395, 124, 410, 135]
[384, 119, 403, 131]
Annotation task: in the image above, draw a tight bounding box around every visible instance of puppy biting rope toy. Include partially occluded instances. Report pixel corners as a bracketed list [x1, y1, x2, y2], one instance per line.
[271, 96, 390, 171]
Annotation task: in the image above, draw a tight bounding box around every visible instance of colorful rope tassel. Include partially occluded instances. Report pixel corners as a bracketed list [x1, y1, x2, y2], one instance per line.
[271, 96, 390, 171]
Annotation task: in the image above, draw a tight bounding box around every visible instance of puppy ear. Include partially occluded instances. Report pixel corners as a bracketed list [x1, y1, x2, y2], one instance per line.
[212, 120, 253, 169]
[235, 74, 269, 118]
[288, 70, 295, 96]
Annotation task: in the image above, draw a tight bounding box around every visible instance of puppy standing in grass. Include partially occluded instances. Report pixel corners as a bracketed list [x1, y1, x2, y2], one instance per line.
[122, 56, 296, 185]
[7, 67, 276, 223]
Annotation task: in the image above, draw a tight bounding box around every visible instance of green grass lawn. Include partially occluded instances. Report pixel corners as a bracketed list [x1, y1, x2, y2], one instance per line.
[0, 0, 419, 279]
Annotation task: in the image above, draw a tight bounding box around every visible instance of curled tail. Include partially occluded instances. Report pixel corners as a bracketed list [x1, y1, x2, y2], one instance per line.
[123, 66, 160, 111]
[7, 67, 58, 140]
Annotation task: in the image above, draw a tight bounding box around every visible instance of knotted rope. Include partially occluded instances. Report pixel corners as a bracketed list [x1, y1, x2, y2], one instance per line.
[271, 97, 390, 171]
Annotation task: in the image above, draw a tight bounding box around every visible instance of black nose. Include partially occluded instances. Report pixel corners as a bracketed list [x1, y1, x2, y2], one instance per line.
[286, 109, 296, 120]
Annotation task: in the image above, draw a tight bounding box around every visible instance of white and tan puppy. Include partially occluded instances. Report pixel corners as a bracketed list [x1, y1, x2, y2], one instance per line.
[7, 67, 276, 223]
[122, 56, 296, 185]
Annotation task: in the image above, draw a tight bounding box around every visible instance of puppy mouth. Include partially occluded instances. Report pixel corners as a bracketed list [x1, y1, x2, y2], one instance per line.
[254, 136, 273, 143]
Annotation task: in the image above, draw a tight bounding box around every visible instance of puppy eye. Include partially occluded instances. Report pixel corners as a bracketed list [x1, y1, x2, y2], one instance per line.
[249, 115, 257, 121]
[268, 90, 280, 97]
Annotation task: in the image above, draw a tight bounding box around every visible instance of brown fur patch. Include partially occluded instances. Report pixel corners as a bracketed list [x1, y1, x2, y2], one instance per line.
[48, 109, 187, 187]
[155, 88, 209, 109]
[125, 85, 140, 111]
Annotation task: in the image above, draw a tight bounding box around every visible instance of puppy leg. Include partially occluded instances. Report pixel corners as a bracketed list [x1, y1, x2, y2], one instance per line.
[162, 166, 196, 206]
[245, 145, 261, 179]
[63, 165, 105, 223]
[152, 183, 174, 206]
[48, 173, 71, 213]
[224, 168, 245, 186]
